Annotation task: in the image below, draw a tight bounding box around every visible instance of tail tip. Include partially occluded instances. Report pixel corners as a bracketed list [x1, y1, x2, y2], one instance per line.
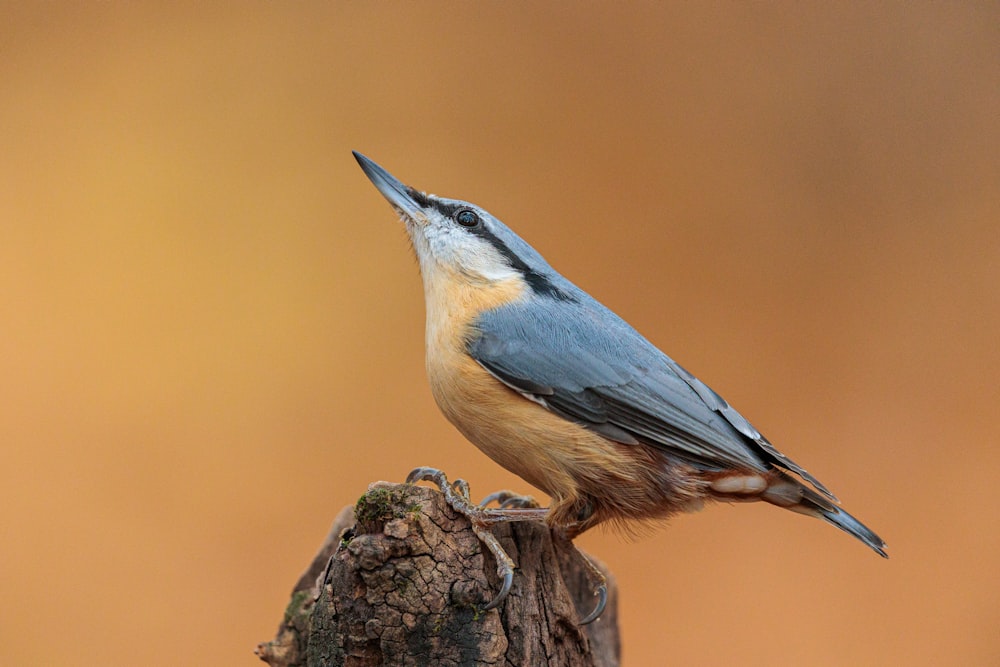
[824, 506, 888, 559]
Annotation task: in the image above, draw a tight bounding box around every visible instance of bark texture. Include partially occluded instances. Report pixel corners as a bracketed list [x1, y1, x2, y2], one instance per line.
[256, 482, 620, 667]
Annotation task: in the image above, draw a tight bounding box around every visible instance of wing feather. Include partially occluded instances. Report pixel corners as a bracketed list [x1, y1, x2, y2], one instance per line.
[468, 296, 835, 501]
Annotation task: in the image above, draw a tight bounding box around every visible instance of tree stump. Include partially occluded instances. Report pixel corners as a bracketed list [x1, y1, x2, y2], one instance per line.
[256, 482, 620, 667]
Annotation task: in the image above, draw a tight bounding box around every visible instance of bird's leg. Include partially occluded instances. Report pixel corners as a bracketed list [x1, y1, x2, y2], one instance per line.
[405, 467, 548, 612]
[554, 506, 608, 625]
[479, 489, 540, 509]
[572, 549, 608, 625]
[405, 467, 606, 623]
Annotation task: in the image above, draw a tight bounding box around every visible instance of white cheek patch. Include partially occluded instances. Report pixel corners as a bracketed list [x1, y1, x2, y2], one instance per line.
[420, 223, 518, 282]
[470, 247, 519, 281]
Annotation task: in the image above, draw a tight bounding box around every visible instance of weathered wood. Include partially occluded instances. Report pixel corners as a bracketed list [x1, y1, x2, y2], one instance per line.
[257, 482, 620, 667]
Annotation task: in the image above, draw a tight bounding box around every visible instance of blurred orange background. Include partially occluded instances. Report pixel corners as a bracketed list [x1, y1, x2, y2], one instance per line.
[2, 3, 997, 665]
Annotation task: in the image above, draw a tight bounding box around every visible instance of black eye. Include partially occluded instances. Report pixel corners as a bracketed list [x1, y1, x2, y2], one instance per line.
[455, 209, 480, 227]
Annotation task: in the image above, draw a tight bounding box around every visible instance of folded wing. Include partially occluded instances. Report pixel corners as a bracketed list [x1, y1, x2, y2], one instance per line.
[468, 295, 835, 501]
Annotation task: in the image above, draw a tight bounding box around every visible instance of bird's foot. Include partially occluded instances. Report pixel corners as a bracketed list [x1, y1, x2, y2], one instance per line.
[405, 467, 548, 612]
[479, 489, 540, 509]
[405, 467, 606, 624]
[573, 548, 608, 625]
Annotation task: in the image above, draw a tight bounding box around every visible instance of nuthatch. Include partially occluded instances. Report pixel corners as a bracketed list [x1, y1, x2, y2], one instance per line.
[354, 151, 887, 623]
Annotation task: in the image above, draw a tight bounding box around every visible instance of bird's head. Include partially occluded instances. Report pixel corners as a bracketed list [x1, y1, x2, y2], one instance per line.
[354, 151, 569, 300]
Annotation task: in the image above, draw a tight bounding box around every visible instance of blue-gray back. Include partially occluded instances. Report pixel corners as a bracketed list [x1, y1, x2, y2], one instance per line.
[467, 281, 834, 499]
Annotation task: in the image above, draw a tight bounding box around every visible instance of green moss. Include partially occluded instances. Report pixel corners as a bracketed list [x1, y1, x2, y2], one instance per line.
[355, 486, 420, 529]
[283, 589, 312, 625]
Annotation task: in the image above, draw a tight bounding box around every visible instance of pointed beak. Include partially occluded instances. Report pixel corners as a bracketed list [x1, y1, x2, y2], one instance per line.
[353, 151, 424, 218]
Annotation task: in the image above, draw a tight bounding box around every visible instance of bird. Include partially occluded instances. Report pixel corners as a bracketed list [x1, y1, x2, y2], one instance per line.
[353, 150, 887, 623]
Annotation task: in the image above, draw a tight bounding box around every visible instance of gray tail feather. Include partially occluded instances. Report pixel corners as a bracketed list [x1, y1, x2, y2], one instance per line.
[818, 504, 888, 558]
[764, 473, 888, 558]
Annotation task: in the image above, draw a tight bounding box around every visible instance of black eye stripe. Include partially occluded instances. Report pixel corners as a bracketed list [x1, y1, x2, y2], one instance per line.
[426, 197, 575, 302]
[466, 222, 577, 302]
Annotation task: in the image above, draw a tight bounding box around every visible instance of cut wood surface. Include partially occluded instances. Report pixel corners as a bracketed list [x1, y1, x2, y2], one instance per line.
[257, 482, 620, 667]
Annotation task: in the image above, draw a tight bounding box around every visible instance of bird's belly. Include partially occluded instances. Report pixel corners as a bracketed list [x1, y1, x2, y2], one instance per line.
[427, 348, 578, 493]
[426, 347, 707, 528]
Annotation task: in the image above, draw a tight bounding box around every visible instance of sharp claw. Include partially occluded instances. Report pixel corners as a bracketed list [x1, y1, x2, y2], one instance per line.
[478, 490, 539, 509]
[467, 520, 516, 613]
[482, 567, 513, 612]
[478, 490, 509, 508]
[405, 466, 442, 485]
[577, 582, 608, 625]
[571, 545, 609, 625]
